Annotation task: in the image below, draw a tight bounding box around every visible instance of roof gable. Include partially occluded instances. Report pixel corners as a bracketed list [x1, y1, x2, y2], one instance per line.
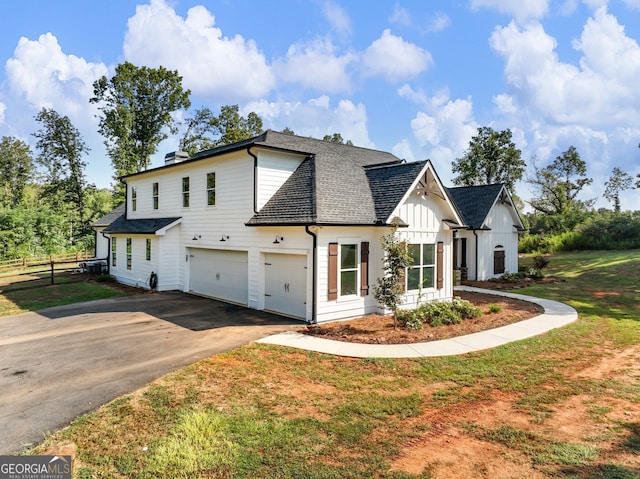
[92, 203, 125, 228]
[446, 184, 524, 230]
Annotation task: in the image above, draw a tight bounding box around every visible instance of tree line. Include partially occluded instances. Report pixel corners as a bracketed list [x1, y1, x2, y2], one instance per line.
[2, 61, 637, 259]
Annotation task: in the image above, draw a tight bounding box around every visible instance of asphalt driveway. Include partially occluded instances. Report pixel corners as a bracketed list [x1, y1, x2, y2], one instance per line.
[0, 292, 302, 454]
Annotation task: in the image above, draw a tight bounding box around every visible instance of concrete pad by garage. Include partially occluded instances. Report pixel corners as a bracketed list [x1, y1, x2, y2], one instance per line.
[0, 292, 303, 454]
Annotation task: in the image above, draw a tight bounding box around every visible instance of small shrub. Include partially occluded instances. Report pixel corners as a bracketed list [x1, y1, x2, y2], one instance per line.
[532, 255, 550, 270]
[96, 274, 113, 283]
[501, 272, 524, 283]
[526, 267, 544, 279]
[487, 303, 502, 314]
[451, 297, 482, 319]
[397, 309, 423, 330]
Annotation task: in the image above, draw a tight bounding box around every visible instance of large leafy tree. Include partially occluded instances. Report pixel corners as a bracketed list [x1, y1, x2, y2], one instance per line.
[452, 126, 525, 195]
[0, 136, 34, 208]
[33, 108, 90, 236]
[91, 62, 191, 194]
[180, 105, 263, 155]
[603, 167, 634, 213]
[528, 146, 594, 232]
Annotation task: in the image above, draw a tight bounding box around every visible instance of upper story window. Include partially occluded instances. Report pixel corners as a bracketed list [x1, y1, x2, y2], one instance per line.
[131, 187, 137, 211]
[207, 172, 216, 206]
[407, 244, 435, 290]
[152, 182, 159, 210]
[182, 177, 190, 208]
[339, 243, 358, 296]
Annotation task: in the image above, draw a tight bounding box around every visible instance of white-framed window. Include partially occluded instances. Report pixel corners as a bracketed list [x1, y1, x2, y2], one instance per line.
[152, 182, 159, 210]
[111, 237, 117, 267]
[182, 177, 190, 208]
[206, 172, 215, 206]
[131, 186, 137, 211]
[146, 238, 151, 261]
[339, 243, 359, 297]
[126, 238, 132, 270]
[407, 243, 435, 290]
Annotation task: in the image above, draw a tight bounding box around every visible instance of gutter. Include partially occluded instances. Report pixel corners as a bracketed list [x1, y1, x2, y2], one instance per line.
[304, 225, 318, 325]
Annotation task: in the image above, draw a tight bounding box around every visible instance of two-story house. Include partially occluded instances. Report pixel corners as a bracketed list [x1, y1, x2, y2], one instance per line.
[95, 130, 518, 324]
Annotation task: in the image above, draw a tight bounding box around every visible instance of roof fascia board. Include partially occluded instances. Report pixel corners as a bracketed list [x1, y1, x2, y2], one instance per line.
[155, 218, 182, 236]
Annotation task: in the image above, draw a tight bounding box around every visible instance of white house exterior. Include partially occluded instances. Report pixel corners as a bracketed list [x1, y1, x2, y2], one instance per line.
[95, 131, 468, 323]
[447, 184, 525, 281]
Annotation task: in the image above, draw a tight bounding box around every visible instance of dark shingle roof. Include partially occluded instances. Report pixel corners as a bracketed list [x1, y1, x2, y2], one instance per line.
[92, 203, 125, 227]
[103, 216, 181, 234]
[446, 184, 506, 229]
[246, 131, 419, 225]
[365, 160, 428, 223]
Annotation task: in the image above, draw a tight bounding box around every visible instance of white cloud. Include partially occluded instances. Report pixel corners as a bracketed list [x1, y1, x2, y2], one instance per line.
[322, 1, 352, 37]
[273, 38, 356, 93]
[489, 8, 640, 127]
[389, 4, 412, 26]
[0, 102, 5, 124]
[362, 29, 432, 82]
[392, 138, 416, 162]
[4, 32, 107, 118]
[425, 12, 451, 33]
[470, 0, 550, 23]
[245, 95, 372, 147]
[622, 0, 640, 9]
[406, 90, 478, 177]
[123, 0, 274, 101]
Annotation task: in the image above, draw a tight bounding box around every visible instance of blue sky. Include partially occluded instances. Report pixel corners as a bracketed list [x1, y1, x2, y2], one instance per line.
[1, 0, 639, 210]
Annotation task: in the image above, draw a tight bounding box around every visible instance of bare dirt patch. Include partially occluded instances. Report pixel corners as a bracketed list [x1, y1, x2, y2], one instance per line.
[305, 290, 543, 344]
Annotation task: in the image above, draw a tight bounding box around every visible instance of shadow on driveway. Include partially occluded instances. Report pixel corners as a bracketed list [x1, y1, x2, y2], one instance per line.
[0, 291, 304, 454]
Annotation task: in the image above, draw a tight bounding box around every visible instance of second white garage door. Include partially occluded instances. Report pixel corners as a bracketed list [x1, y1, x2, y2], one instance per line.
[264, 253, 307, 319]
[189, 249, 248, 305]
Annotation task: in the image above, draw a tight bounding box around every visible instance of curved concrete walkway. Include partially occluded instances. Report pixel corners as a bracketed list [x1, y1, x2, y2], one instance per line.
[257, 287, 578, 358]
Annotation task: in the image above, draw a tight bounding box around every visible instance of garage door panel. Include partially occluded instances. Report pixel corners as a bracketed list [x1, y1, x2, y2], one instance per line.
[189, 249, 248, 305]
[265, 253, 307, 319]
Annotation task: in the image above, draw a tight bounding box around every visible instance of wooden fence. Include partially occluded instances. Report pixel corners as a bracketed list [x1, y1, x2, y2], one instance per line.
[0, 251, 93, 273]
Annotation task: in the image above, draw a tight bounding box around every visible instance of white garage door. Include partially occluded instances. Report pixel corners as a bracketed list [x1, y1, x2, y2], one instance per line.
[189, 249, 248, 305]
[264, 253, 307, 319]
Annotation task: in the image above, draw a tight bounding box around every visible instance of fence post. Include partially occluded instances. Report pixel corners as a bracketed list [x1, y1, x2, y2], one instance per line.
[23, 257, 27, 270]
[50, 261, 55, 285]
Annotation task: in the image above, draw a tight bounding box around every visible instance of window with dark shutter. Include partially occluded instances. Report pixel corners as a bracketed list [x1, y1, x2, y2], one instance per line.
[436, 241, 444, 289]
[328, 243, 338, 300]
[360, 241, 369, 296]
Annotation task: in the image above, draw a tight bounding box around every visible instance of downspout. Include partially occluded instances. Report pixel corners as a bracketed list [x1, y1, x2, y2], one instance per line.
[247, 147, 259, 214]
[305, 225, 318, 325]
[472, 229, 479, 281]
[101, 230, 111, 275]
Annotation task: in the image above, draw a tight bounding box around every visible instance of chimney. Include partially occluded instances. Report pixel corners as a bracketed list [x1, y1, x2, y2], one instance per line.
[164, 151, 189, 165]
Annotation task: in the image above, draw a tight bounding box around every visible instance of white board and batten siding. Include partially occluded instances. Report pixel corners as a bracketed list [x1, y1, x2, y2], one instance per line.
[475, 201, 521, 280]
[394, 193, 455, 306]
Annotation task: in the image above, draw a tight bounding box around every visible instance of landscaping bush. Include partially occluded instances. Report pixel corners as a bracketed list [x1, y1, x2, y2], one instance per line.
[397, 297, 481, 329]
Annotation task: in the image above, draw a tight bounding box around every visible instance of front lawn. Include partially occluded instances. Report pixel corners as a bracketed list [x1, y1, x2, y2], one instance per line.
[33, 251, 640, 478]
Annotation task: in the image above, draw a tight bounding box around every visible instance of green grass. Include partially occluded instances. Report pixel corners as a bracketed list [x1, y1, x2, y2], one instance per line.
[31, 250, 640, 478]
[0, 268, 129, 316]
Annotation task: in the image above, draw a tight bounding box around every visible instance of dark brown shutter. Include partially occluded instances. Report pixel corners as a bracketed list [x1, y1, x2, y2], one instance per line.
[328, 243, 338, 300]
[360, 241, 369, 296]
[436, 241, 444, 289]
